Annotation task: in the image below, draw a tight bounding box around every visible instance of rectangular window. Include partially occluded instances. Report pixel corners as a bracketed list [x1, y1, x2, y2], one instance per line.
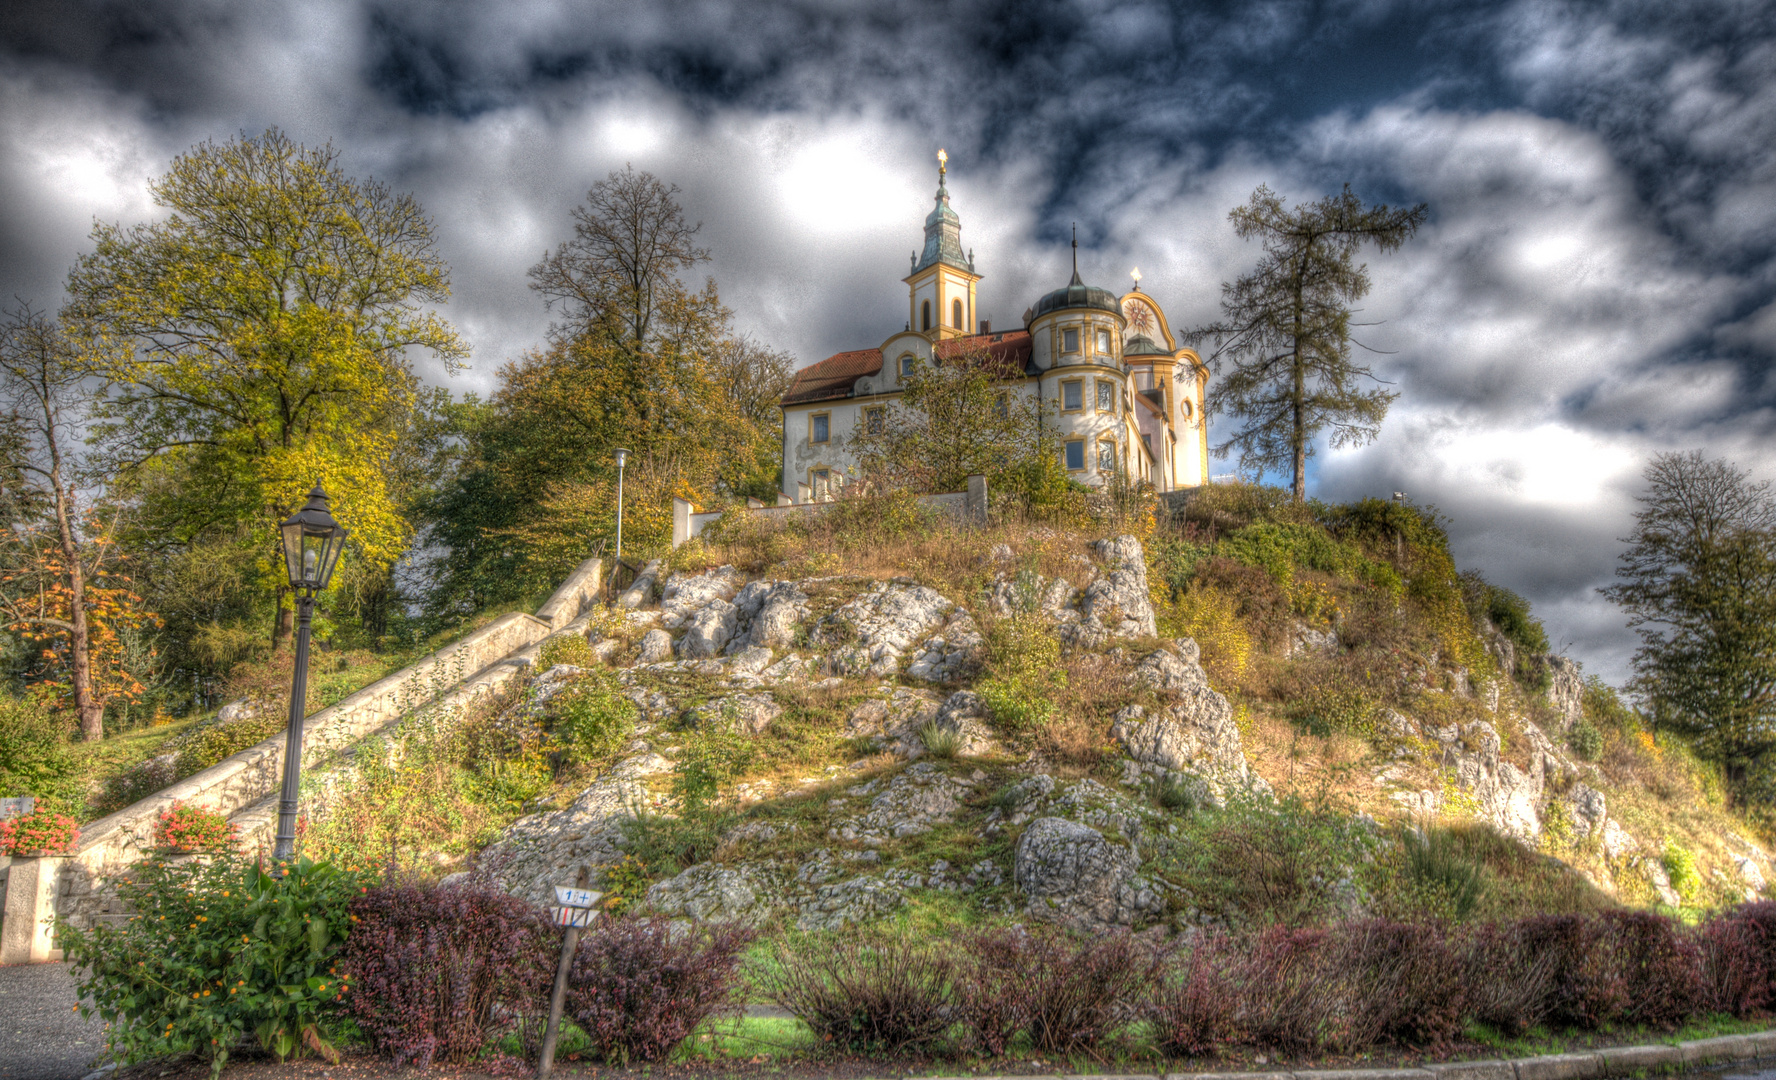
[865, 407, 885, 434]
[1096, 328, 1112, 354]
[1098, 440, 1116, 472]
[812, 468, 831, 495]
[1061, 380, 1083, 411]
[1141, 433, 1152, 455]
[1064, 440, 1085, 470]
[993, 392, 1009, 419]
[1096, 379, 1114, 412]
[1062, 328, 1079, 353]
[811, 413, 830, 444]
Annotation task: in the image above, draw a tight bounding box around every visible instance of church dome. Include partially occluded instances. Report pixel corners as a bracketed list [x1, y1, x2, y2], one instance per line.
[1029, 276, 1122, 321]
[1124, 333, 1170, 357]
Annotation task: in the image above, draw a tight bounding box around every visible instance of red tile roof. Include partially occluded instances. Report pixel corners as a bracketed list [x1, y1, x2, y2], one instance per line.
[780, 331, 1037, 407]
[781, 348, 882, 405]
[935, 331, 1034, 378]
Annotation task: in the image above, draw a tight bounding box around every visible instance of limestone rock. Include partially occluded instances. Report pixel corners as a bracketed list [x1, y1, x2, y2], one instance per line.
[730, 580, 809, 652]
[815, 582, 954, 677]
[687, 692, 782, 735]
[1540, 655, 1585, 732]
[1601, 819, 1636, 860]
[796, 876, 904, 930]
[1112, 644, 1255, 799]
[1434, 719, 1574, 840]
[905, 611, 984, 682]
[216, 699, 257, 724]
[678, 599, 738, 658]
[635, 628, 673, 665]
[927, 690, 1000, 757]
[527, 665, 588, 712]
[484, 752, 670, 905]
[644, 864, 770, 925]
[1286, 622, 1339, 658]
[660, 566, 744, 628]
[987, 571, 1079, 622]
[1565, 783, 1607, 837]
[827, 762, 973, 844]
[1072, 535, 1157, 640]
[1013, 816, 1162, 932]
[1737, 856, 1767, 898]
[843, 689, 943, 758]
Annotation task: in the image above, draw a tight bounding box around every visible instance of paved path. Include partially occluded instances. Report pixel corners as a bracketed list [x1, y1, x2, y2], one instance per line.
[0, 963, 101, 1080]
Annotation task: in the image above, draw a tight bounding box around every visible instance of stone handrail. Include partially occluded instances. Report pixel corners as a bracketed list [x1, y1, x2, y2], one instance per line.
[8, 557, 603, 950]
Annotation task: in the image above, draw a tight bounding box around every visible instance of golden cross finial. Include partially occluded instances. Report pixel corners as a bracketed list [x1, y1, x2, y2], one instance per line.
[937, 148, 948, 178]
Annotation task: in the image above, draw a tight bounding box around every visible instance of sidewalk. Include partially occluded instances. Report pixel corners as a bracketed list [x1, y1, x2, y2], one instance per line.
[0, 962, 102, 1080]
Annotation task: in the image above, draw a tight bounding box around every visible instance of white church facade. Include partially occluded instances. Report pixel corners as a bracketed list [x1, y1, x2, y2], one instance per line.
[778, 152, 1210, 499]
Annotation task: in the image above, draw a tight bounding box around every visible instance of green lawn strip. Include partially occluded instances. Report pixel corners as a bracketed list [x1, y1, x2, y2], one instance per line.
[1446, 1015, 1776, 1062]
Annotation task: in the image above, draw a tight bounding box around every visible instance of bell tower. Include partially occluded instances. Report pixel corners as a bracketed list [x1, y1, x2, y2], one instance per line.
[904, 148, 981, 342]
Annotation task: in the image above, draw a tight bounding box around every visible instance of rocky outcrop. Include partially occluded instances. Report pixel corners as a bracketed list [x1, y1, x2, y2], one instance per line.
[1541, 656, 1585, 732]
[927, 690, 1000, 757]
[1432, 718, 1576, 840]
[660, 566, 744, 627]
[483, 752, 672, 905]
[729, 580, 809, 652]
[905, 610, 984, 682]
[1113, 640, 1259, 802]
[644, 864, 769, 925]
[686, 692, 782, 735]
[1013, 816, 1162, 932]
[678, 600, 738, 658]
[826, 761, 976, 844]
[815, 582, 954, 677]
[1072, 535, 1157, 640]
[843, 688, 944, 757]
[635, 628, 673, 664]
[796, 875, 905, 931]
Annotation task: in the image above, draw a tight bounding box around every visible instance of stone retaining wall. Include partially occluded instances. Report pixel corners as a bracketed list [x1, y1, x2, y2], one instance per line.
[11, 558, 603, 949]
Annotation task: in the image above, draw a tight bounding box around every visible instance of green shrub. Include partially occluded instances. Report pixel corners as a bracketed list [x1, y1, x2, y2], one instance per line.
[1663, 840, 1699, 903]
[976, 580, 1065, 733]
[537, 633, 594, 672]
[0, 692, 81, 814]
[551, 670, 637, 766]
[1567, 720, 1603, 761]
[1220, 521, 1404, 603]
[1399, 827, 1488, 920]
[917, 720, 961, 759]
[59, 854, 373, 1076]
[673, 718, 756, 815]
[1159, 792, 1374, 927]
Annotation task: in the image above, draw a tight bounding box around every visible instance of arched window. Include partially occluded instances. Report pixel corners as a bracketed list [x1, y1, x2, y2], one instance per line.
[953, 298, 964, 329]
[921, 300, 931, 331]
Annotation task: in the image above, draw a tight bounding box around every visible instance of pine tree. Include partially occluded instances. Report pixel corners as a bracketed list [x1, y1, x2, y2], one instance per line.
[1193, 184, 1427, 500]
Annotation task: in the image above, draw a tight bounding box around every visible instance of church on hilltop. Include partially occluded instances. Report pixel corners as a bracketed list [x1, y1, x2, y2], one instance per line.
[778, 151, 1210, 499]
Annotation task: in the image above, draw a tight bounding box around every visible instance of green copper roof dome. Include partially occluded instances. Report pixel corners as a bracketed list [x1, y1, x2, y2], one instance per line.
[1124, 333, 1170, 356]
[1027, 225, 1124, 322]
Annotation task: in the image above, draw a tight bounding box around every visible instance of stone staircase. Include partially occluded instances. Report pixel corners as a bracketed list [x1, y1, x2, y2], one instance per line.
[0, 557, 606, 963]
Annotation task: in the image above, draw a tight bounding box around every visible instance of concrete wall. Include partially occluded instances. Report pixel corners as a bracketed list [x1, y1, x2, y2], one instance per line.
[17, 557, 604, 948]
[672, 483, 984, 547]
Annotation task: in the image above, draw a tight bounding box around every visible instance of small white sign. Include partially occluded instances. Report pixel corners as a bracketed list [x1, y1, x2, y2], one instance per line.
[554, 886, 601, 909]
[553, 906, 597, 928]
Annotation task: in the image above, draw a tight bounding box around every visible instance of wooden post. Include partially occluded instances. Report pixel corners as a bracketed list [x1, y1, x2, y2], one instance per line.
[536, 869, 596, 1078]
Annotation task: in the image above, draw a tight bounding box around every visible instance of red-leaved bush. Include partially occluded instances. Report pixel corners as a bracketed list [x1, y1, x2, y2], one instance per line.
[757, 929, 956, 1052]
[957, 926, 1160, 1056]
[1516, 914, 1631, 1029]
[1604, 910, 1703, 1027]
[1328, 919, 1469, 1049]
[340, 878, 557, 1067]
[1460, 919, 1558, 1035]
[1698, 902, 1776, 1018]
[567, 916, 753, 1064]
[1148, 933, 1241, 1058]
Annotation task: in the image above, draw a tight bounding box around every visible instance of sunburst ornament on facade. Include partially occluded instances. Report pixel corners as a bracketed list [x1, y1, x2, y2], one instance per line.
[1124, 296, 1154, 335]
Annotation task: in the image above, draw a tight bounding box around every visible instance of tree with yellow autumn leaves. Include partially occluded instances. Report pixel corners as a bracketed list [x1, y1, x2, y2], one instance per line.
[64, 129, 465, 649]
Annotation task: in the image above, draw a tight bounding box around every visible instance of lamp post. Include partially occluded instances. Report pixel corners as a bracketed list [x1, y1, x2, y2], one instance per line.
[272, 485, 349, 864]
[613, 448, 631, 561]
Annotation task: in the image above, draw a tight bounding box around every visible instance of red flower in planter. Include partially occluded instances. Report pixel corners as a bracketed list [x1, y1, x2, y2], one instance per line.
[151, 801, 238, 853]
[0, 810, 80, 855]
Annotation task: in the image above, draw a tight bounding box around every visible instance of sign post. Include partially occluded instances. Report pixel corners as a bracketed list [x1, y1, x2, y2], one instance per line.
[536, 880, 602, 1078]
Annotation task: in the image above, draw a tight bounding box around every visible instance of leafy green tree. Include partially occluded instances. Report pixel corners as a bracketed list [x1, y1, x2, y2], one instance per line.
[1601, 451, 1776, 790]
[420, 168, 788, 619]
[63, 129, 466, 645]
[850, 343, 1066, 503]
[1193, 184, 1427, 500]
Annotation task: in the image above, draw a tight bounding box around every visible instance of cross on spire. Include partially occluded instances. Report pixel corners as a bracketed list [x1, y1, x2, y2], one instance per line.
[1069, 222, 1082, 286]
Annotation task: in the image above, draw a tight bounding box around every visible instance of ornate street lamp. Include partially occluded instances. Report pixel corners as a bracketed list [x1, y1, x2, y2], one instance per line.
[613, 448, 631, 561]
[272, 485, 349, 863]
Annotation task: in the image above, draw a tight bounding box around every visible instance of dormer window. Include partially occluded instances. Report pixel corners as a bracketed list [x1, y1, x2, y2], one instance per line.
[900, 355, 916, 378]
[1062, 328, 1079, 353]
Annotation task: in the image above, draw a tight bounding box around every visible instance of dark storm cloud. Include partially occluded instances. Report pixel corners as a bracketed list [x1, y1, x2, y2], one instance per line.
[3, 0, 1775, 684]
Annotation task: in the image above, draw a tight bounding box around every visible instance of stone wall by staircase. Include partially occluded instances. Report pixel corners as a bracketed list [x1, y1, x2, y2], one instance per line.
[8, 557, 604, 951]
